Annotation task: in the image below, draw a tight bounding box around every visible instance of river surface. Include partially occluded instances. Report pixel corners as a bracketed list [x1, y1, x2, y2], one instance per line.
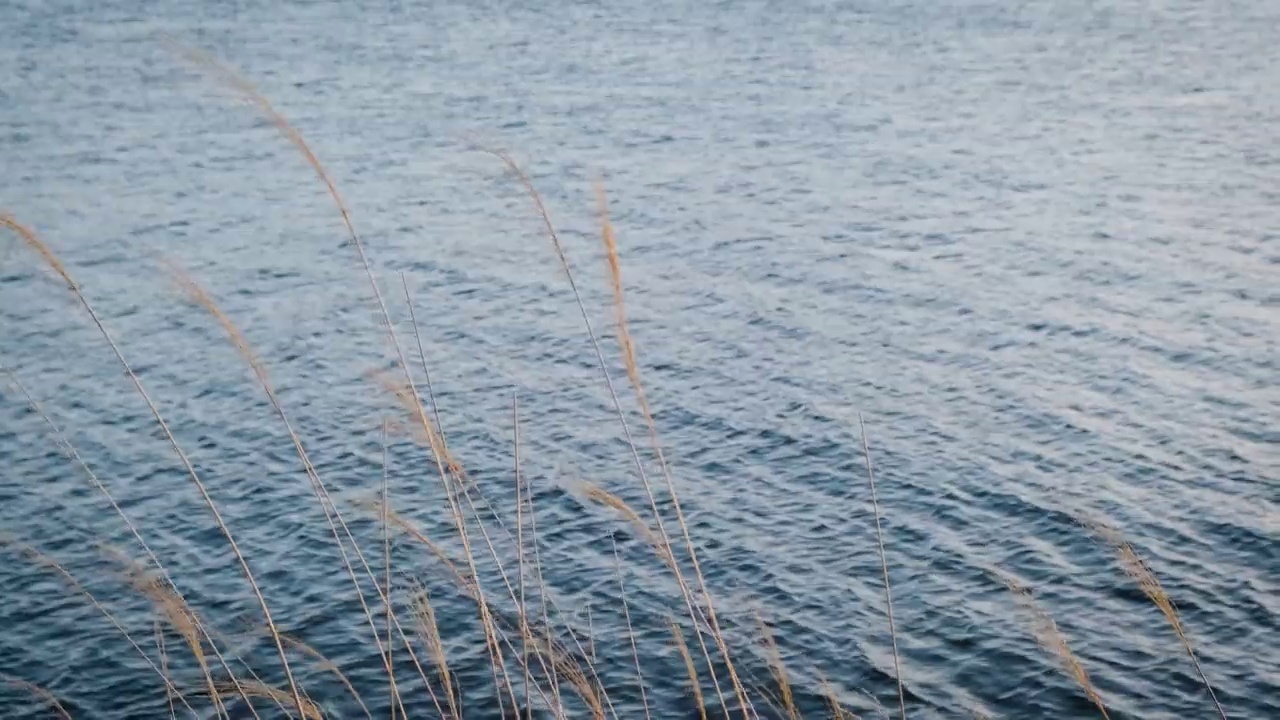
[1, 1, 1277, 718]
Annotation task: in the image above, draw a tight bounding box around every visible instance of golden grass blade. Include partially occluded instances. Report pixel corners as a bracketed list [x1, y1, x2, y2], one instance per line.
[373, 352, 517, 716]
[581, 482, 676, 571]
[858, 414, 906, 720]
[100, 542, 278, 720]
[399, 273, 449, 448]
[818, 675, 860, 720]
[381, 421, 401, 720]
[544, 636, 607, 720]
[0, 537, 200, 718]
[457, 474, 609, 719]
[120, 556, 231, 720]
[514, 628, 604, 720]
[399, 279, 544, 716]
[671, 620, 708, 720]
[169, 45, 477, 715]
[204, 681, 323, 720]
[482, 161, 731, 719]
[382, 457, 597, 720]
[525, 454, 564, 715]
[277, 634, 371, 720]
[593, 180, 750, 717]
[399, 281, 587, 719]
[332, 518, 447, 718]
[998, 573, 1111, 719]
[408, 583, 459, 720]
[1, 363, 252, 717]
[2, 673, 74, 720]
[612, 534, 652, 720]
[515, 391, 533, 720]
[756, 614, 799, 720]
[587, 603, 597, 664]
[164, 262, 429, 718]
[167, 43, 357, 252]
[156, 619, 177, 720]
[390, 494, 569, 719]
[1, 214, 305, 718]
[381, 505, 471, 588]
[388, 501, 587, 719]
[381, 499, 538, 716]
[390, 272, 609, 720]
[1108, 537, 1228, 720]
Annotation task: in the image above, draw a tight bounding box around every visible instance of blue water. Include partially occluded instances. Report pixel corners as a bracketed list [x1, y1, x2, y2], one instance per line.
[2, 1, 1277, 718]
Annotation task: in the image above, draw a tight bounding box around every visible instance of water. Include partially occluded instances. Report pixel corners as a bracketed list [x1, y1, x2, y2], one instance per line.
[2, 0, 1277, 717]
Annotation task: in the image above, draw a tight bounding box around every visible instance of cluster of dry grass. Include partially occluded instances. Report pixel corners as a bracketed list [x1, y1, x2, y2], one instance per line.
[0, 50, 1231, 720]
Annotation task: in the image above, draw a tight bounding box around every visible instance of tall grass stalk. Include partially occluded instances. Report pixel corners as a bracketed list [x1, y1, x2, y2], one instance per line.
[156, 618, 178, 720]
[203, 680, 323, 720]
[757, 614, 800, 720]
[515, 392, 533, 720]
[0, 213, 303, 717]
[612, 534, 652, 720]
[408, 582, 459, 719]
[818, 675, 858, 720]
[0, 538, 198, 717]
[671, 620, 709, 720]
[399, 281, 597, 718]
[381, 421, 401, 719]
[166, 262, 425, 719]
[170, 46, 500, 715]
[998, 573, 1111, 719]
[2, 674, 74, 720]
[123, 560, 228, 719]
[857, 414, 906, 720]
[1108, 537, 1227, 720]
[596, 180, 754, 720]
[0, 363, 254, 716]
[525, 441, 564, 714]
[487, 150, 735, 718]
[277, 633, 372, 720]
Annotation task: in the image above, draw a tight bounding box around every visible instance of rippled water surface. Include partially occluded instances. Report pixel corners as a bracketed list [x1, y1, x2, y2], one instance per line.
[2, 1, 1277, 718]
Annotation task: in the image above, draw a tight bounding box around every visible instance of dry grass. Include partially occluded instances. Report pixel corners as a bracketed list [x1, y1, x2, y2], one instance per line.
[525, 442, 565, 716]
[278, 633, 372, 720]
[383, 500, 576, 718]
[2, 674, 74, 720]
[588, 175, 747, 717]
[0, 213, 306, 718]
[856, 416, 906, 720]
[381, 421, 403, 720]
[0, 49, 1247, 720]
[132, 568, 224, 718]
[818, 675, 860, 720]
[5, 178, 1241, 720]
[581, 482, 676, 571]
[202, 680, 325, 720]
[671, 620, 709, 720]
[612, 534, 652, 720]
[166, 260, 404, 685]
[757, 614, 800, 720]
[0, 363, 250, 715]
[997, 572, 1111, 719]
[514, 393, 536, 720]
[1103, 533, 1227, 720]
[174, 45, 605, 719]
[483, 150, 736, 714]
[409, 583, 460, 720]
[156, 619, 176, 720]
[0, 536, 199, 717]
[398, 281, 601, 720]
